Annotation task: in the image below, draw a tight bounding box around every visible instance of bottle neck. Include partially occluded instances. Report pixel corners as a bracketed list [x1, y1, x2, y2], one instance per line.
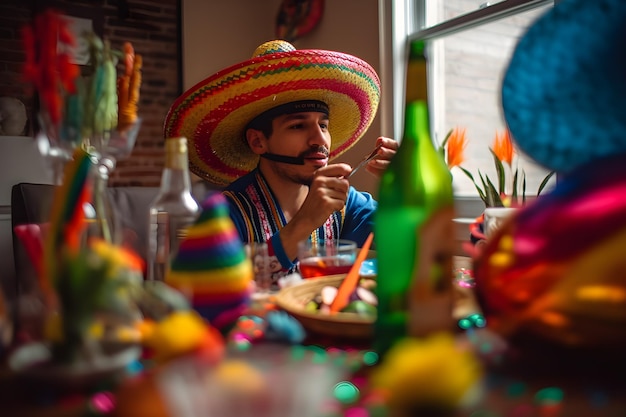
[160, 138, 192, 193]
[406, 40, 428, 104]
[159, 166, 192, 194]
[404, 100, 430, 145]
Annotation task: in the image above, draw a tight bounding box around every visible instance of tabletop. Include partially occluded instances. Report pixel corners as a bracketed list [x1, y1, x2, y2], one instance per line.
[1, 256, 625, 417]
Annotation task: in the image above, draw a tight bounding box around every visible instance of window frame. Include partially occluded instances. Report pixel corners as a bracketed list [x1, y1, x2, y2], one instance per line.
[378, 0, 554, 219]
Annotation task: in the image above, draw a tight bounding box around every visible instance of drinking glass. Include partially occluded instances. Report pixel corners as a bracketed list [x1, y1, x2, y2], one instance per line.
[297, 239, 357, 278]
[246, 242, 273, 296]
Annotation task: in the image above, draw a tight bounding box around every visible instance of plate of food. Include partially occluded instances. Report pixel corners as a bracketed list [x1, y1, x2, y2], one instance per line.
[274, 274, 377, 340]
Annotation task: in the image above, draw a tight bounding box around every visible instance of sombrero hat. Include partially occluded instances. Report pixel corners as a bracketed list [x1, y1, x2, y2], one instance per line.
[164, 40, 380, 186]
[501, 0, 626, 174]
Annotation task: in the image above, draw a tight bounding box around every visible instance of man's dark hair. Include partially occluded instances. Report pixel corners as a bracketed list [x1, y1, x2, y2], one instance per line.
[247, 115, 273, 138]
[245, 100, 329, 140]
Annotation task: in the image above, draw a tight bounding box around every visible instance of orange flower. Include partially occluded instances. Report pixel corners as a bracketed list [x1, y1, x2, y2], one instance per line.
[492, 129, 514, 166]
[446, 127, 467, 168]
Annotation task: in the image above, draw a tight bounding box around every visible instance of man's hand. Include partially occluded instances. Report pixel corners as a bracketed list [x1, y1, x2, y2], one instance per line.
[278, 163, 351, 260]
[365, 136, 398, 178]
[299, 163, 351, 225]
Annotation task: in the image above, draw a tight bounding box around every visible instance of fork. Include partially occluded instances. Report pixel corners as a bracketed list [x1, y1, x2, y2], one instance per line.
[347, 143, 383, 178]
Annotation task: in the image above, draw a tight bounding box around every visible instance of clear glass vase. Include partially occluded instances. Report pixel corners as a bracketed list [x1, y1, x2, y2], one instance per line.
[82, 119, 142, 245]
[34, 111, 80, 185]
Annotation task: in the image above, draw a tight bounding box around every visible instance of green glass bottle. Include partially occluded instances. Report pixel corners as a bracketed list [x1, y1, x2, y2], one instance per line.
[374, 41, 456, 357]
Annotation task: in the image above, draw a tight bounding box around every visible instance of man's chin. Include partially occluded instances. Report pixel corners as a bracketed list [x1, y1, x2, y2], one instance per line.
[300, 176, 314, 186]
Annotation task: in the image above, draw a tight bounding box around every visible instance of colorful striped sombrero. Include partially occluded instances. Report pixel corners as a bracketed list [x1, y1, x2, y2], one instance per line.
[163, 40, 380, 186]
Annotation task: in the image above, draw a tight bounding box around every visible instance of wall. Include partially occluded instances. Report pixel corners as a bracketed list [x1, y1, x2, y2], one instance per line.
[1, 0, 383, 193]
[183, 0, 383, 196]
[0, 0, 181, 188]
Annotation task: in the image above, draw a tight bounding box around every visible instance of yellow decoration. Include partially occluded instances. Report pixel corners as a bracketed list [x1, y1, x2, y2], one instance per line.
[370, 333, 483, 412]
[141, 310, 213, 363]
[208, 360, 265, 395]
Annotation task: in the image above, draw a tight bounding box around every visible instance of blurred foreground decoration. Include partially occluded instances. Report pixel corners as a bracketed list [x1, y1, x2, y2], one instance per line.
[113, 343, 347, 417]
[474, 154, 626, 352]
[8, 148, 145, 389]
[473, 0, 626, 359]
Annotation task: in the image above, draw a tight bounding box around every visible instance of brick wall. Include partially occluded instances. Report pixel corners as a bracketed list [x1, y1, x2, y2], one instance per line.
[0, 0, 181, 187]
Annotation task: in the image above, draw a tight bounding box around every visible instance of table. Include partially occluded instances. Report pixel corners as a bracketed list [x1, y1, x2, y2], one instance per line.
[1, 256, 625, 417]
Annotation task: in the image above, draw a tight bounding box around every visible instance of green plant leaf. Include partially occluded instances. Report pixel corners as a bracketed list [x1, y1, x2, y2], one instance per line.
[520, 169, 527, 205]
[538, 171, 556, 196]
[460, 166, 488, 204]
[511, 169, 519, 206]
[438, 128, 454, 162]
[478, 171, 492, 206]
[485, 174, 504, 207]
[489, 148, 506, 195]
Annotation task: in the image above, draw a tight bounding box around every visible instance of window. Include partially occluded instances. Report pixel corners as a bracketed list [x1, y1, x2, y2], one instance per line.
[379, 0, 556, 214]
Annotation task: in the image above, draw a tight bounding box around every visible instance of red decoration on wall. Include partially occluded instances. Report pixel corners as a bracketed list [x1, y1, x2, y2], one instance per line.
[275, 0, 325, 42]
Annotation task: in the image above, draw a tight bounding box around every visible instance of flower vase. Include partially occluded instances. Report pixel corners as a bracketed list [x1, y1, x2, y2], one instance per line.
[469, 207, 518, 253]
[83, 155, 120, 245]
[35, 111, 80, 185]
[82, 119, 142, 245]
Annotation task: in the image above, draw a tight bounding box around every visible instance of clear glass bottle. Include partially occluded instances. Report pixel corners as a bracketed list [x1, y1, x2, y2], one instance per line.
[147, 137, 200, 281]
[374, 40, 456, 357]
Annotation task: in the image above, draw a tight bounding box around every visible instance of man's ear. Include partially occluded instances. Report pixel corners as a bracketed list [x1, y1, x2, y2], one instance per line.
[245, 128, 267, 155]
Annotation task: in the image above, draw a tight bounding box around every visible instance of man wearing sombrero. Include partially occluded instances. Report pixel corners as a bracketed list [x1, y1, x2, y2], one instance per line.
[164, 39, 397, 282]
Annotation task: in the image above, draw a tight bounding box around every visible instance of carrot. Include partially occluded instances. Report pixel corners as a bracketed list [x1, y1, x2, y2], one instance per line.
[329, 233, 374, 313]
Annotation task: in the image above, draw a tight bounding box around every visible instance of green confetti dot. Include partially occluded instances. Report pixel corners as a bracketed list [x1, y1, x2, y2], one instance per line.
[459, 318, 472, 329]
[472, 314, 487, 327]
[234, 339, 251, 351]
[535, 387, 564, 405]
[362, 351, 379, 366]
[307, 345, 328, 363]
[334, 381, 360, 404]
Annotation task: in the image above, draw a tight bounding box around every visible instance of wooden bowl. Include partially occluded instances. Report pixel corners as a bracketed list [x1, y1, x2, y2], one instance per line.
[274, 275, 374, 340]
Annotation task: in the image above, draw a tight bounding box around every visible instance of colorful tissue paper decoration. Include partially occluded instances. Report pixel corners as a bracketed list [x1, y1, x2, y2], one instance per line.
[473, 154, 626, 351]
[37, 148, 145, 364]
[80, 35, 142, 142]
[117, 42, 142, 130]
[43, 148, 93, 299]
[166, 192, 254, 332]
[21, 9, 143, 154]
[22, 9, 80, 135]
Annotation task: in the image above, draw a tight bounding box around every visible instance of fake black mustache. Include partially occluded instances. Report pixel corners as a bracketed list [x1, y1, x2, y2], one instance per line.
[260, 147, 329, 165]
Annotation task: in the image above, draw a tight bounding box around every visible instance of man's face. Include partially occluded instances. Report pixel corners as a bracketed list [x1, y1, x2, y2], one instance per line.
[265, 111, 331, 184]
